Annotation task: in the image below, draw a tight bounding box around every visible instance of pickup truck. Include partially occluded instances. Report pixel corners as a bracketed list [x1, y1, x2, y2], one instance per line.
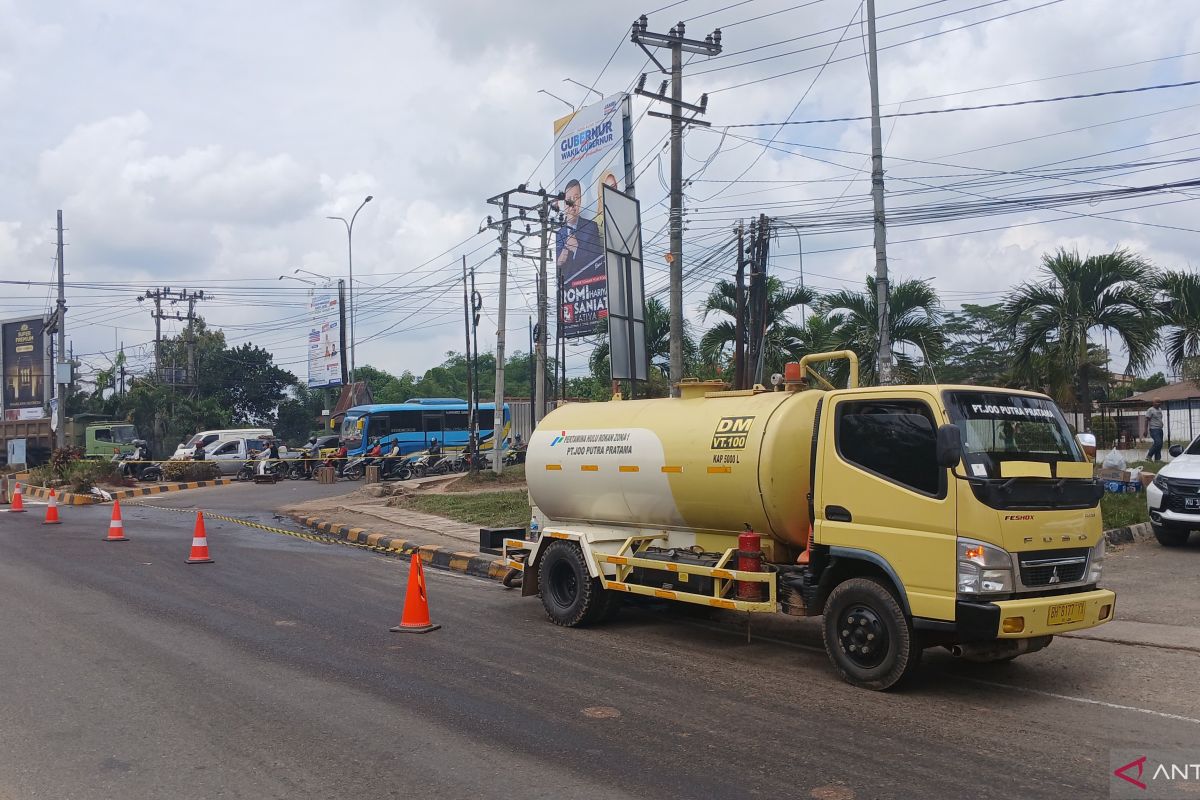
[205, 438, 270, 475]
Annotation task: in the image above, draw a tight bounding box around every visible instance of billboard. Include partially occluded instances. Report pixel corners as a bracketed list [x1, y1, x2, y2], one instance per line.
[2, 317, 47, 420]
[553, 93, 632, 339]
[603, 185, 648, 384]
[307, 284, 344, 389]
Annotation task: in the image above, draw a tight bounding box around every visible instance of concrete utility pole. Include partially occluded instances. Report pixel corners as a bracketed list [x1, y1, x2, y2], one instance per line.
[337, 279, 349, 387]
[55, 210, 66, 449]
[536, 192, 550, 425]
[138, 287, 206, 392]
[326, 195, 372, 386]
[866, 0, 893, 384]
[631, 16, 722, 394]
[734, 222, 746, 390]
[461, 255, 476, 468]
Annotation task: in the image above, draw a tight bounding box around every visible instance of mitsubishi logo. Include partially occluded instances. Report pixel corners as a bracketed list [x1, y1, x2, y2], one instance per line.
[1048, 567, 1061, 585]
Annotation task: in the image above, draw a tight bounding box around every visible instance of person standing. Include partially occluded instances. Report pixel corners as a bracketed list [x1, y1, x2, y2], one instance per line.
[1145, 399, 1165, 461]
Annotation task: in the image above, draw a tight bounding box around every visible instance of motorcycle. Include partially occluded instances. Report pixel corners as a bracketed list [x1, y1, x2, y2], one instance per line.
[236, 457, 285, 482]
[117, 456, 162, 482]
[340, 453, 381, 481]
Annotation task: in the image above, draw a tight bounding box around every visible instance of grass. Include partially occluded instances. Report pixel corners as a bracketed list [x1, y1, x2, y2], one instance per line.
[1100, 490, 1150, 529]
[448, 463, 526, 490]
[389, 489, 529, 530]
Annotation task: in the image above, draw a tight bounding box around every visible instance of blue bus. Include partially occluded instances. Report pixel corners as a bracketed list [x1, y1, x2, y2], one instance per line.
[340, 398, 512, 456]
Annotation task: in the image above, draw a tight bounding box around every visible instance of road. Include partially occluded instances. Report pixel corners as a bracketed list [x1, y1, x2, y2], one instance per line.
[1, 482, 1197, 799]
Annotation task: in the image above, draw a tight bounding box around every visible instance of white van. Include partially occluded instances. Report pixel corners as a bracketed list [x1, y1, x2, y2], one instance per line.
[173, 428, 273, 459]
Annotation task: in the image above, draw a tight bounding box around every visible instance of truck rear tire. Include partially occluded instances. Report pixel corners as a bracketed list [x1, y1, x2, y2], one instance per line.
[822, 577, 921, 691]
[1152, 523, 1191, 547]
[538, 541, 609, 627]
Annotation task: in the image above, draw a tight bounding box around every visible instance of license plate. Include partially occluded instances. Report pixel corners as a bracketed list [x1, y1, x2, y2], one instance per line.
[1186, 498, 1200, 509]
[1047, 601, 1086, 626]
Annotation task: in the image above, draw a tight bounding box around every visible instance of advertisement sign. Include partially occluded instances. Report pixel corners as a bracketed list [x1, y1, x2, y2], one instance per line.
[553, 93, 631, 339]
[602, 185, 647, 383]
[2, 317, 46, 420]
[307, 284, 344, 389]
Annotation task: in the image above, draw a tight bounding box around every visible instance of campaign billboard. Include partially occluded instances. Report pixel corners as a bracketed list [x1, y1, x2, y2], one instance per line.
[2, 317, 47, 420]
[307, 284, 344, 389]
[553, 93, 632, 339]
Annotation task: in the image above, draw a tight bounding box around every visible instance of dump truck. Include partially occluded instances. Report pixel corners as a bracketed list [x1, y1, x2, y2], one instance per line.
[504, 351, 1115, 690]
[1, 415, 138, 466]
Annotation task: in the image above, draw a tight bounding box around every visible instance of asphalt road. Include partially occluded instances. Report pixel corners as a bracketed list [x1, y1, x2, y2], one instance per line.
[1, 483, 1197, 799]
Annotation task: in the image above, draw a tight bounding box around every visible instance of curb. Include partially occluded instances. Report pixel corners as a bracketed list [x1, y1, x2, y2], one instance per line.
[289, 514, 510, 582]
[1104, 521, 1154, 546]
[19, 478, 235, 506]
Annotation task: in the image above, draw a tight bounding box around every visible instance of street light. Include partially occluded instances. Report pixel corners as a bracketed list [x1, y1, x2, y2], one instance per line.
[278, 274, 316, 286]
[327, 195, 373, 385]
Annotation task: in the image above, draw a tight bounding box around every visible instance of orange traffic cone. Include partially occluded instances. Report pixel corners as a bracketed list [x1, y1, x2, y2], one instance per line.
[105, 499, 129, 542]
[8, 482, 25, 513]
[390, 552, 440, 634]
[43, 488, 61, 525]
[186, 511, 214, 564]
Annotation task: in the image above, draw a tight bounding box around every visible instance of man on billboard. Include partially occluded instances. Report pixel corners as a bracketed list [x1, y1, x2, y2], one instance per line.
[555, 178, 603, 281]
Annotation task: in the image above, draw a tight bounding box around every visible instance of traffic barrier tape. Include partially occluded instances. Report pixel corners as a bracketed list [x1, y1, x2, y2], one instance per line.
[128, 503, 509, 581]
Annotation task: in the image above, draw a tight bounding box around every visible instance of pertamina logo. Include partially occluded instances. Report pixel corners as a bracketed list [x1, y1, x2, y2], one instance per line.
[550, 431, 567, 447]
[712, 416, 754, 450]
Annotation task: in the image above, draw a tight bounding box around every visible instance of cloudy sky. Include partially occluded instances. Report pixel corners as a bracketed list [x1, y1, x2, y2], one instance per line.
[2, 0, 1198, 388]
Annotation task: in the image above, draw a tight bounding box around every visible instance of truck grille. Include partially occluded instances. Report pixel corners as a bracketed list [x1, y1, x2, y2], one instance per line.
[1017, 548, 1088, 587]
[1164, 479, 1200, 514]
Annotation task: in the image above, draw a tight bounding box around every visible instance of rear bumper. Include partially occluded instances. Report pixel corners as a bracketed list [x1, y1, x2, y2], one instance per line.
[956, 589, 1116, 640]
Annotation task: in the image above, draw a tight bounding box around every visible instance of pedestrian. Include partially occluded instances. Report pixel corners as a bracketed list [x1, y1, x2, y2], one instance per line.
[1145, 399, 1165, 461]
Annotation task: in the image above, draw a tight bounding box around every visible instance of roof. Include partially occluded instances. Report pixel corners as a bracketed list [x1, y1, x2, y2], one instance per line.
[331, 382, 373, 418]
[1114, 380, 1200, 405]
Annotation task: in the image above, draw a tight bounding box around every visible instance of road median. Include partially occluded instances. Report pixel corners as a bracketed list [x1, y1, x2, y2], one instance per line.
[14, 478, 235, 506]
[289, 513, 509, 582]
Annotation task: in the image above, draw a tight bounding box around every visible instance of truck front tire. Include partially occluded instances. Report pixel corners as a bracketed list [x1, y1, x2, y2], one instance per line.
[822, 577, 921, 691]
[538, 540, 612, 627]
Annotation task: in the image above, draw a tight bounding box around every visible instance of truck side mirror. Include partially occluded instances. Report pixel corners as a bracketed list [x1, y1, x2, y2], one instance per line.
[1169, 444, 1183, 458]
[936, 424, 962, 469]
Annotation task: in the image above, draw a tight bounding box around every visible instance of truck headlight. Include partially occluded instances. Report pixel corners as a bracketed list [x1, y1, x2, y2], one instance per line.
[1153, 474, 1168, 491]
[957, 538, 1013, 595]
[1086, 537, 1105, 583]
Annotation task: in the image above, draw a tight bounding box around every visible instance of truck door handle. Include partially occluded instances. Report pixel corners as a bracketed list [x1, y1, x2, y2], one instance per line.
[825, 505, 852, 522]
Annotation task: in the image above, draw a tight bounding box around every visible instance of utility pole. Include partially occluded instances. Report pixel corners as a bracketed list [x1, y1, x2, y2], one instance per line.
[734, 221, 745, 390]
[470, 270, 482, 473]
[326, 195, 373, 386]
[866, 0, 892, 384]
[55, 210, 66, 448]
[139, 287, 206, 391]
[753, 215, 771, 386]
[337, 279, 349, 387]
[631, 16, 722, 394]
[536, 191, 550, 425]
[461, 255, 476, 469]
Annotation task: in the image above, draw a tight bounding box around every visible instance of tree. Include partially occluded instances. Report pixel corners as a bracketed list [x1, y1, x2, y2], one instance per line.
[939, 303, 1013, 386]
[1005, 248, 1159, 418]
[699, 277, 814, 380]
[819, 276, 946, 385]
[1155, 269, 1200, 376]
[591, 296, 691, 391]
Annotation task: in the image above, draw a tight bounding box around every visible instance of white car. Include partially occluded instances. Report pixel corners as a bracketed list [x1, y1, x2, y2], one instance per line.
[1146, 441, 1198, 547]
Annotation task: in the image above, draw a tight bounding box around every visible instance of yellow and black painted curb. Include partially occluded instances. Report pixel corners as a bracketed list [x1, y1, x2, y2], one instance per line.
[19, 478, 235, 506]
[289, 514, 510, 582]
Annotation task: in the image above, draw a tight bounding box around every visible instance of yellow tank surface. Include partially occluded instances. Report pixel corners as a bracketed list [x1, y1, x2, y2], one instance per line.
[526, 385, 823, 554]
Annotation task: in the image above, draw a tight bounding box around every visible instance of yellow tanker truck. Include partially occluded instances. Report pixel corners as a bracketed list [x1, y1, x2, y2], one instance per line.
[504, 351, 1115, 690]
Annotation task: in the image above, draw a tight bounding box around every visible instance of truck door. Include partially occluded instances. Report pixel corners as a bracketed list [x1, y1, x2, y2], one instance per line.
[815, 392, 957, 622]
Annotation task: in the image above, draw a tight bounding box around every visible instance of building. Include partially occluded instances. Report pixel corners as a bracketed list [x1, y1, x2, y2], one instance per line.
[1103, 380, 1200, 446]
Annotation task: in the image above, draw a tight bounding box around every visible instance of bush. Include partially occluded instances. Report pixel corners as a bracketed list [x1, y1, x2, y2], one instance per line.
[64, 459, 122, 494]
[163, 460, 220, 482]
[1091, 415, 1118, 448]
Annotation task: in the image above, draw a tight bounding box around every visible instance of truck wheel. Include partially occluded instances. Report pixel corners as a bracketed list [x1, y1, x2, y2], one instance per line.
[538, 541, 605, 627]
[823, 577, 921, 691]
[1152, 523, 1191, 547]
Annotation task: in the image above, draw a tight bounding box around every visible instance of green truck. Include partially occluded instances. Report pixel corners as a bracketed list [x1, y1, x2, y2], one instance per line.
[1, 414, 138, 466]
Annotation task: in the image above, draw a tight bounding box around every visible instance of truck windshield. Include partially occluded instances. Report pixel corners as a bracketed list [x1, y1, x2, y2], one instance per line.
[111, 426, 137, 443]
[944, 391, 1083, 479]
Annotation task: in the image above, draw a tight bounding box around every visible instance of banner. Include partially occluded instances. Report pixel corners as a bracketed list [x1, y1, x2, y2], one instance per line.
[307, 284, 344, 389]
[2, 317, 46, 419]
[553, 93, 631, 339]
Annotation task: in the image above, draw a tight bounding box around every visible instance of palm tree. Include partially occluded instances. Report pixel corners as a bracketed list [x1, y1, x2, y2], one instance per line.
[699, 277, 815, 380]
[590, 296, 694, 384]
[1004, 247, 1159, 419]
[1155, 269, 1200, 376]
[819, 276, 946, 385]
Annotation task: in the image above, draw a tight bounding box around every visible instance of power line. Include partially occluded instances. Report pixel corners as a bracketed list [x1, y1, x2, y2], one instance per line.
[720, 79, 1200, 127]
